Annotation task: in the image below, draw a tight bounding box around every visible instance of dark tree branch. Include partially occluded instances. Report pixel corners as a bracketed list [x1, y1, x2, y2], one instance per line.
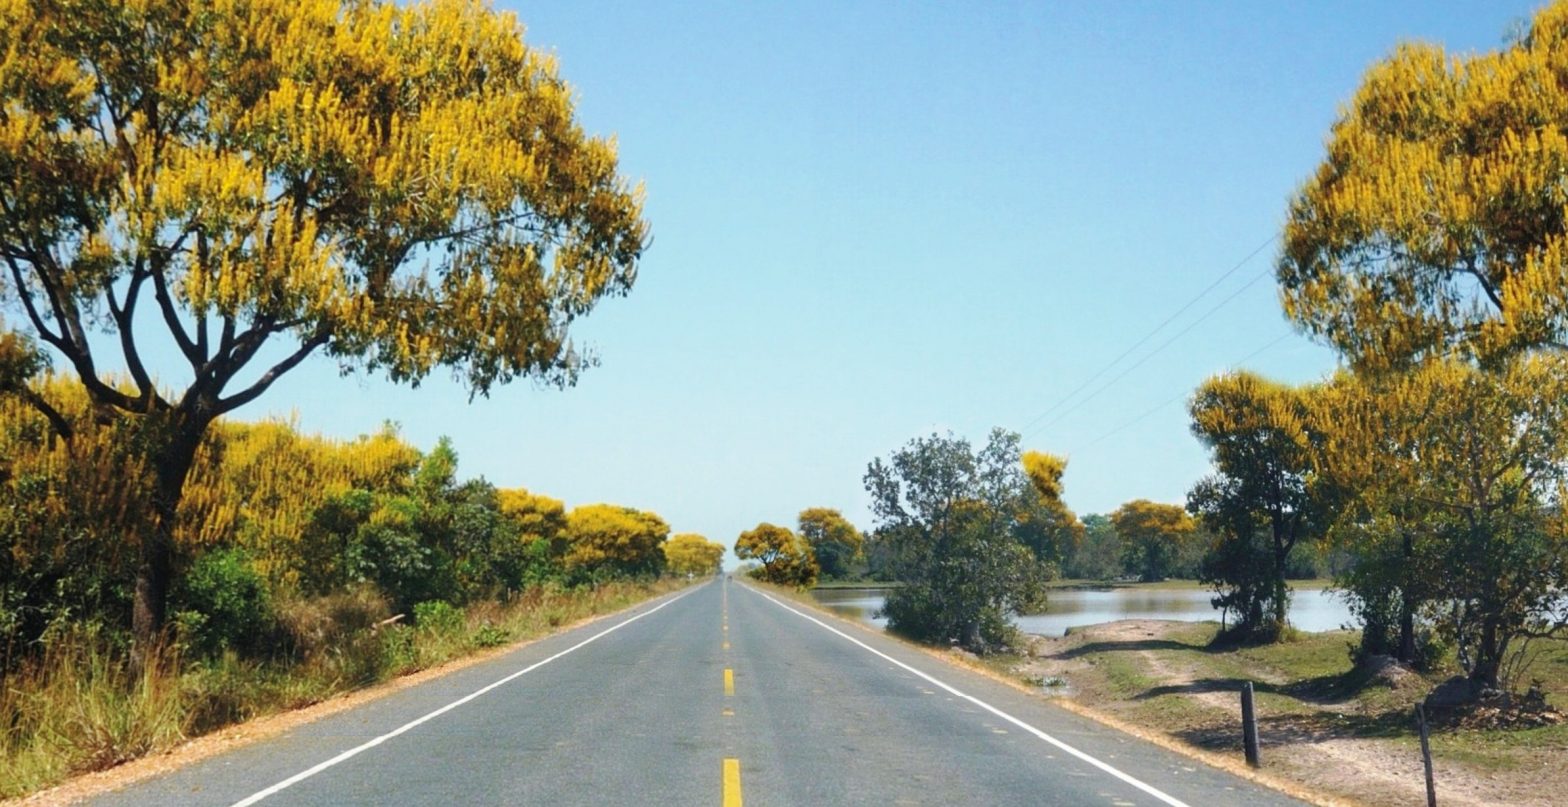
[215, 329, 330, 415]
[15, 383, 74, 441]
[3, 246, 134, 411]
[150, 259, 203, 369]
[4, 252, 68, 350]
[1465, 257, 1504, 312]
[108, 259, 161, 406]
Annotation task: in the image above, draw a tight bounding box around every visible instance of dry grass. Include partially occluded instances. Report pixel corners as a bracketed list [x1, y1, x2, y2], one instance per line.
[1, 578, 689, 801]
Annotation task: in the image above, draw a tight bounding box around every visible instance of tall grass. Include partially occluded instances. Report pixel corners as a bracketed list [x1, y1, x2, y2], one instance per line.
[0, 578, 686, 800]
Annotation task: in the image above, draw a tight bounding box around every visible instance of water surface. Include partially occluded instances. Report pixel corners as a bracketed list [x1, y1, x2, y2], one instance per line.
[809, 585, 1355, 636]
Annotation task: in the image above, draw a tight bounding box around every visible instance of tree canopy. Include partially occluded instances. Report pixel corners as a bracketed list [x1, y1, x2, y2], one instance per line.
[863, 429, 1053, 652]
[1111, 499, 1195, 583]
[562, 504, 668, 579]
[0, 0, 648, 650]
[1279, 3, 1568, 368]
[796, 508, 862, 580]
[734, 522, 817, 587]
[1188, 372, 1324, 639]
[663, 533, 725, 577]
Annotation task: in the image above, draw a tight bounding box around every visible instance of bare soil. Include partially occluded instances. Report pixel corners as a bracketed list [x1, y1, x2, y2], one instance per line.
[1011, 619, 1568, 807]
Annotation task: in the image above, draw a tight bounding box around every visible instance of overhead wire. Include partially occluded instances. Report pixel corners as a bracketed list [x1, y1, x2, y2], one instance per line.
[1023, 267, 1273, 442]
[1013, 234, 1278, 437]
[1070, 330, 1296, 452]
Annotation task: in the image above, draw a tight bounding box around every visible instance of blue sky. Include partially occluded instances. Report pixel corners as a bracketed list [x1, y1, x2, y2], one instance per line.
[232, 1, 1540, 556]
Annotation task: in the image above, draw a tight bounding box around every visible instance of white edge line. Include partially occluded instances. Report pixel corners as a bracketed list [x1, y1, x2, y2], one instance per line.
[745, 586, 1192, 807]
[229, 584, 703, 807]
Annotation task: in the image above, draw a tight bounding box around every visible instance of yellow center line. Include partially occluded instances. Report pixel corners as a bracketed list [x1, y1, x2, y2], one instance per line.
[722, 640, 730, 650]
[724, 668, 735, 696]
[723, 758, 742, 807]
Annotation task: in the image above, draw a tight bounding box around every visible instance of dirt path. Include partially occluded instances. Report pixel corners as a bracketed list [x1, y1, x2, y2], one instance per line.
[1017, 620, 1560, 807]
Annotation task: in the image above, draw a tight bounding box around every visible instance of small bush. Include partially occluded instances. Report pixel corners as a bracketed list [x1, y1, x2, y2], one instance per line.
[176, 549, 274, 658]
[472, 623, 510, 648]
[413, 600, 464, 635]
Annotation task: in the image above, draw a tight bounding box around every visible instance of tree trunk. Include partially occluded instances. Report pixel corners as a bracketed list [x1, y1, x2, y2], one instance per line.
[1470, 616, 1502, 690]
[1398, 602, 1416, 663]
[129, 415, 206, 676]
[1398, 532, 1416, 663]
[1271, 535, 1290, 631]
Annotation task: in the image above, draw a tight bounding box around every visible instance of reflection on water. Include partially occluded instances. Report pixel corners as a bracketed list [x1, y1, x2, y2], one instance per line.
[809, 585, 1355, 636]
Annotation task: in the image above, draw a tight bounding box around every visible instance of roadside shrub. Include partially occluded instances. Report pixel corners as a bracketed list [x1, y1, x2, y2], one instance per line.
[413, 600, 464, 635]
[881, 586, 1020, 653]
[175, 549, 274, 658]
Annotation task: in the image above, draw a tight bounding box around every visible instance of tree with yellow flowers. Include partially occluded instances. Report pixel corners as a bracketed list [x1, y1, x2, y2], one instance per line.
[1111, 500, 1196, 583]
[1016, 451, 1084, 572]
[0, 0, 648, 655]
[1313, 358, 1568, 688]
[663, 533, 726, 577]
[1188, 372, 1326, 640]
[561, 505, 669, 580]
[1279, 2, 1568, 369]
[734, 523, 818, 588]
[796, 508, 863, 580]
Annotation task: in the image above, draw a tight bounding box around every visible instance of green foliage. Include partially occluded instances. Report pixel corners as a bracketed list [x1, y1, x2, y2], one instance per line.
[862, 429, 1054, 653]
[796, 508, 863, 580]
[413, 600, 464, 634]
[175, 549, 275, 658]
[1112, 500, 1196, 583]
[1064, 513, 1124, 580]
[1188, 372, 1326, 641]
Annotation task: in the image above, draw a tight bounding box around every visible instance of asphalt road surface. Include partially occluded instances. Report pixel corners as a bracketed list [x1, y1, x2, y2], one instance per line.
[85, 578, 1307, 806]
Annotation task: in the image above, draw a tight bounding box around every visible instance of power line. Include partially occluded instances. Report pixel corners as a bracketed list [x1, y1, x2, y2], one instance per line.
[1025, 268, 1272, 441]
[1015, 234, 1277, 437]
[1070, 330, 1295, 452]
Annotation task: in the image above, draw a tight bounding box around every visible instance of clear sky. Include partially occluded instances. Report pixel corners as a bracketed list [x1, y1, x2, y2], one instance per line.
[229, 1, 1542, 558]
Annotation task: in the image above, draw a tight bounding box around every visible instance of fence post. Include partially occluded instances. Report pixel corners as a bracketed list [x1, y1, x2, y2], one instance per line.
[1416, 703, 1437, 807]
[1241, 680, 1260, 768]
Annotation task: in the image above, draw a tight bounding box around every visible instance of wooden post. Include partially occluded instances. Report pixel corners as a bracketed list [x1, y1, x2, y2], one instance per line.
[1241, 681, 1260, 768]
[1416, 703, 1437, 807]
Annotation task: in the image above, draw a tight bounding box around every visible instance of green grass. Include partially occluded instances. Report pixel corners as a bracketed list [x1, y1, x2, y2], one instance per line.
[0, 578, 688, 800]
[1044, 578, 1332, 592]
[809, 579, 901, 590]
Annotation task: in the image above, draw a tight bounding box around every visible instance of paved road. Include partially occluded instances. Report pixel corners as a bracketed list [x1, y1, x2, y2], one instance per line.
[87, 578, 1306, 806]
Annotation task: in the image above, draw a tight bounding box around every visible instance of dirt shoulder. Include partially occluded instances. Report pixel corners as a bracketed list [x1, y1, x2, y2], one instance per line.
[1005, 619, 1568, 807]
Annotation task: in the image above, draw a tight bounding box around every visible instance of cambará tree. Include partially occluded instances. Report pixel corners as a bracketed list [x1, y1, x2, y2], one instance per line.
[796, 508, 862, 580]
[734, 522, 818, 587]
[1278, 2, 1568, 369]
[1322, 358, 1568, 688]
[1015, 451, 1084, 572]
[1111, 499, 1196, 583]
[0, 0, 648, 653]
[1188, 372, 1325, 640]
[663, 533, 725, 577]
[562, 505, 669, 580]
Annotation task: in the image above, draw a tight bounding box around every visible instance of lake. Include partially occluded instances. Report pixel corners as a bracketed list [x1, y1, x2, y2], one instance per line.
[809, 584, 1356, 636]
